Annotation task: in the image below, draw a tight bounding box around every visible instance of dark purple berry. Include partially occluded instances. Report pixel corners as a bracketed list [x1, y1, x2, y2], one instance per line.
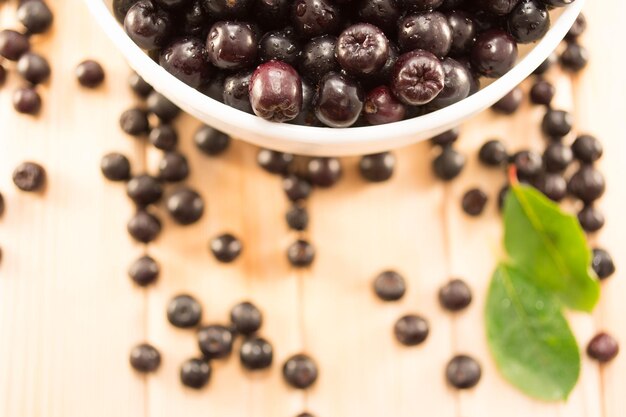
[287, 239, 315, 267]
[512, 150, 543, 180]
[359, 152, 396, 182]
[149, 124, 178, 151]
[13, 87, 41, 115]
[18, 0, 54, 34]
[257, 149, 293, 175]
[314, 72, 364, 128]
[166, 187, 204, 225]
[211, 233, 243, 263]
[471, 29, 518, 78]
[587, 332, 619, 363]
[568, 165, 605, 203]
[572, 134, 602, 163]
[283, 354, 318, 389]
[530, 79, 555, 106]
[13, 162, 46, 192]
[291, 0, 341, 38]
[124, 0, 172, 50]
[592, 248, 615, 280]
[299, 35, 339, 84]
[230, 301, 263, 335]
[363, 86, 406, 125]
[194, 125, 231, 155]
[431, 127, 460, 147]
[543, 142, 572, 173]
[120, 108, 150, 136]
[446, 355, 481, 389]
[127, 174, 163, 206]
[433, 147, 465, 180]
[447, 10, 476, 56]
[160, 37, 211, 88]
[203, 0, 253, 18]
[560, 42, 588, 72]
[0, 29, 30, 61]
[130, 343, 161, 373]
[207, 21, 257, 70]
[577, 205, 604, 233]
[198, 325, 234, 359]
[394, 314, 429, 346]
[391, 50, 444, 106]
[431, 57, 471, 108]
[479, 139, 508, 166]
[129, 255, 160, 286]
[534, 173, 567, 202]
[307, 157, 342, 187]
[240, 337, 274, 370]
[147, 92, 181, 121]
[223, 71, 253, 114]
[462, 188, 488, 216]
[17, 53, 51, 85]
[439, 279, 472, 311]
[167, 294, 202, 328]
[507, 0, 549, 44]
[127, 209, 162, 243]
[283, 175, 312, 201]
[101, 152, 132, 181]
[398, 12, 452, 58]
[336, 23, 389, 75]
[542, 109, 573, 138]
[373, 270, 406, 301]
[180, 358, 211, 388]
[250, 61, 302, 123]
[258, 29, 301, 65]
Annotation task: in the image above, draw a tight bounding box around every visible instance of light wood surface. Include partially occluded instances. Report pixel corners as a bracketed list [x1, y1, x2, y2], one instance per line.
[0, 1, 624, 416]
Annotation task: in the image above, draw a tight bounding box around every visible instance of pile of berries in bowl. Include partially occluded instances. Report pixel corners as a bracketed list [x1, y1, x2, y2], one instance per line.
[87, 0, 584, 155]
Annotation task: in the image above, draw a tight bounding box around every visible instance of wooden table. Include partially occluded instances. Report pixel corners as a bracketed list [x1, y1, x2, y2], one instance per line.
[0, 1, 624, 416]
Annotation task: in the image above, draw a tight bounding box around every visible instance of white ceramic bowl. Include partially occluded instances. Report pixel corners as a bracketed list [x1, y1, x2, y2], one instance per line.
[85, 0, 585, 156]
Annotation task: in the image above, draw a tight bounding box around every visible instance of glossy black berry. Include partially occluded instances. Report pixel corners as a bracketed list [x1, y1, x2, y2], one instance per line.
[512, 150, 543, 180]
[543, 142, 573, 173]
[283, 175, 312, 201]
[492, 86, 522, 114]
[299, 35, 339, 84]
[17, 53, 51, 85]
[203, 0, 253, 18]
[255, 0, 291, 29]
[587, 333, 619, 363]
[158, 152, 190, 182]
[431, 57, 472, 108]
[357, 0, 401, 36]
[471, 29, 517, 78]
[283, 354, 318, 389]
[560, 42, 588, 72]
[210, 233, 243, 263]
[391, 50, 444, 106]
[568, 166, 605, 203]
[230, 301, 263, 335]
[462, 188, 488, 216]
[17, 0, 54, 34]
[13, 87, 41, 115]
[127, 174, 163, 206]
[433, 147, 466, 181]
[572, 134, 602, 163]
[307, 157, 342, 188]
[439, 279, 472, 311]
[577, 205, 604, 233]
[257, 149, 294, 175]
[592, 248, 615, 280]
[0, 29, 30, 61]
[149, 125, 178, 151]
[530, 79, 555, 106]
[448, 10, 476, 56]
[114, 0, 141, 23]
[359, 152, 396, 183]
[314, 72, 364, 128]
[128, 255, 160, 286]
[533, 51, 556, 75]
[166, 187, 204, 225]
[168, 294, 203, 328]
[507, 0, 549, 43]
[180, 358, 211, 388]
[127, 210, 162, 242]
[223, 71, 253, 113]
[394, 314, 429, 346]
[207, 21, 257, 70]
[250, 61, 303, 123]
[160, 36, 211, 88]
[291, 0, 341, 38]
[541, 109, 573, 138]
[120, 108, 150, 136]
[101, 153, 131, 181]
[198, 325, 234, 359]
[479, 139, 508, 166]
[336, 23, 390, 75]
[130, 343, 161, 373]
[287, 239, 315, 267]
[286, 203, 309, 231]
[373, 270, 406, 301]
[399, 12, 452, 58]
[124, 0, 172, 50]
[147, 92, 180, 122]
[240, 337, 274, 370]
[194, 125, 231, 156]
[363, 86, 406, 125]
[76, 60, 105, 88]
[430, 127, 460, 147]
[129, 72, 153, 98]
[534, 173, 567, 202]
[258, 29, 301, 65]
[13, 162, 46, 192]
[446, 355, 481, 389]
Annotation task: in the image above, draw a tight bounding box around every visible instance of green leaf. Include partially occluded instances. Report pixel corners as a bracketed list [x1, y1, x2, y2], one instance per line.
[486, 264, 580, 401]
[504, 184, 600, 312]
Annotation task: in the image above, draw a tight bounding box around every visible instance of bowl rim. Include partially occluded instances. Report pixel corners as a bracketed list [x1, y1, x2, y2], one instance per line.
[85, 0, 585, 152]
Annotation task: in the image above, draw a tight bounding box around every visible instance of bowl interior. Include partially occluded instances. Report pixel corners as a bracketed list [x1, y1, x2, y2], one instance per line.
[87, 0, 585, 156]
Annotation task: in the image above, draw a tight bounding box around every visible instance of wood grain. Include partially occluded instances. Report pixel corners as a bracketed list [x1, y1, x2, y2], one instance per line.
[0, 1, 624, 417]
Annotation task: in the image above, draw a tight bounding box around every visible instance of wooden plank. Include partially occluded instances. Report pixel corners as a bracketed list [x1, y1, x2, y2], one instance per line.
[144, 121, 303, 417]
[573, 3, 626, 417]
[0, 2, 146, 417]
[303, 146, 457, 417]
